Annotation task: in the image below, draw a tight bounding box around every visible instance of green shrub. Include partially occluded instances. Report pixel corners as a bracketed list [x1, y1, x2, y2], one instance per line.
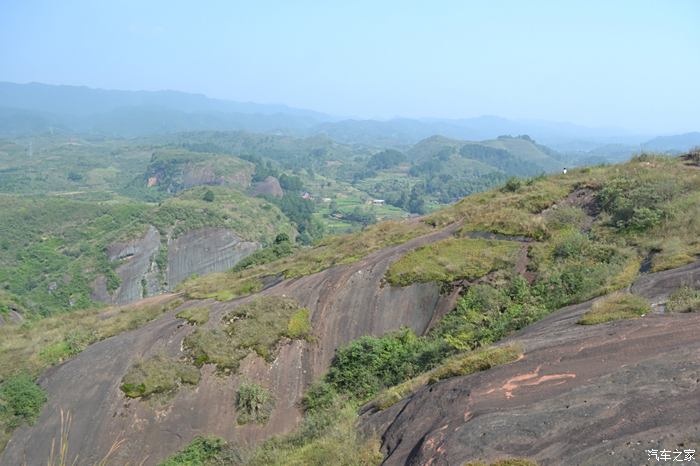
[427, 344, 521, 384]
[202, 190, 215, 202]
[666, 286, 700, 313]
[578, 293, 650, 325]
[158, 436, 242, 466]
[502, 177, 522, 192]
[247, 400, 381, 466]
[301, 382, 338, 414]
[374, 345, 521, 410]
[434, 281, 547, 351]
[597, 174, 680, 232]
[231, 241, 294, 272]
[0, 374, 47, 428]
[236, 381, 275, 425]
[651, 237, 696, 272]
[325, 328, 443, 401]
[182, 328, 247, 371]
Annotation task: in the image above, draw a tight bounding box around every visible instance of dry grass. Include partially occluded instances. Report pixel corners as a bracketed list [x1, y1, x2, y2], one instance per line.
[175, 306, 210, 325]
[578, 293, 650, 325]
[46, 409, 128, 466]
[386, 237, 520, 287]
[0, 295, 184, 381]
[120, 353, 200, 398]
[666, 286, 700, 313]
[373, 345, 522, 410]
[247, 402, 382, 466]
[183, 296, 312, 373]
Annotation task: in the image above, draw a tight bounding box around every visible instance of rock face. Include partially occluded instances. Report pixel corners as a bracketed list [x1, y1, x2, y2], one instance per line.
[181, 164, 251, 190]
[166, 228, 259, 287]
[0, 310, 23, 326]
[361, 260, 700, 466]
[91, 226, 260, 305]
[91, 226, 162, 305]
[0, 224, 459, 466]
[250, 176, 284, 198]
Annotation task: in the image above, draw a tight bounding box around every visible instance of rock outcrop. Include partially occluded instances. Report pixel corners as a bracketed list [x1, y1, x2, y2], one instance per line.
[1, 224, 458, 466]
[166, 228, 259, 286]
[91, 226, 260, 305]
[181, 164, 251, 190]
[360, 260, 700, 466]
[91, 226, 162, 305]
[250, 175, 284, 198]
[0, 310, 23, 327]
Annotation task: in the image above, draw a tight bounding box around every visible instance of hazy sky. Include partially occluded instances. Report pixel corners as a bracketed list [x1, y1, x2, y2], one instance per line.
[1, 0, 698, 132]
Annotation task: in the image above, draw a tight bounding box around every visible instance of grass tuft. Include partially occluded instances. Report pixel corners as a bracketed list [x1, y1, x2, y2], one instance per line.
[120, 353, 200, 398]
[373, 345, 522, 410]
[236, 381, 275, 425]
[578, 293, 650, 325]
[176, 306, 210, 325]
[666, 286, 700, 313]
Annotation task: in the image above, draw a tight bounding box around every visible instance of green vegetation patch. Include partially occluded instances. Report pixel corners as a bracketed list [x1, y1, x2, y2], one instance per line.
[433, 279, 548, 351]
[183, 296, 311, 372]
[181, 276, 263, 302]
[324, 328, 444, 402]
[528, 229, 640, 310]
[120, 353, 200, 398]
[287, 308, 312, 339]
[578, 293, 650, 325]
[176, 306, 210, 325]
[236, 381, 275, 425]
[666, 286, 700, 313]
[0, 374, 47, 428]
[158, 436, 240, 466]
[247, 399, 382, 466]
[374, 345, 521, 410]
[386, 237, 520, 287]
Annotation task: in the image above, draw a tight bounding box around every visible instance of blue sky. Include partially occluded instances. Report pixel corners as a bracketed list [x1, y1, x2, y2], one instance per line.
[1, 0, 698, 132]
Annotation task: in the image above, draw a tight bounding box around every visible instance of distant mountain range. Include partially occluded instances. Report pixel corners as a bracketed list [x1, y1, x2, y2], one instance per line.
[0, 82, 696, 155]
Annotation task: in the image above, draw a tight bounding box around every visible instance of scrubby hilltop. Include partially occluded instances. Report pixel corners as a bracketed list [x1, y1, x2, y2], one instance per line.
[2, 154, 700, 465]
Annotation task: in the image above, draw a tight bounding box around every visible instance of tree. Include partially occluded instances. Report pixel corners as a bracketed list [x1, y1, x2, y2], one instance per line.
[274, 233, 290, 244]
[202, 190, 215, 202]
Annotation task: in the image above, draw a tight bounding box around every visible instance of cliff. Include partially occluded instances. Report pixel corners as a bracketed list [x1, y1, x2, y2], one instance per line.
[1, 223, 459, 465]
[92, 226, 261, 305]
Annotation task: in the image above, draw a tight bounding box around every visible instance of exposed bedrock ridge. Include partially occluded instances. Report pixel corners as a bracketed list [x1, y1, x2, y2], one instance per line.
[0, 223, 459, 466]
[92, 225, 162, 305]
[91, 226, 260, 305]
[166, 227, 259, 288]
[361, 260, 700, 466]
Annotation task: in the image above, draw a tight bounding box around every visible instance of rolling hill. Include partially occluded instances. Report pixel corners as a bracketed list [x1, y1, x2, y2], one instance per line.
[2, 153, 700, 465]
